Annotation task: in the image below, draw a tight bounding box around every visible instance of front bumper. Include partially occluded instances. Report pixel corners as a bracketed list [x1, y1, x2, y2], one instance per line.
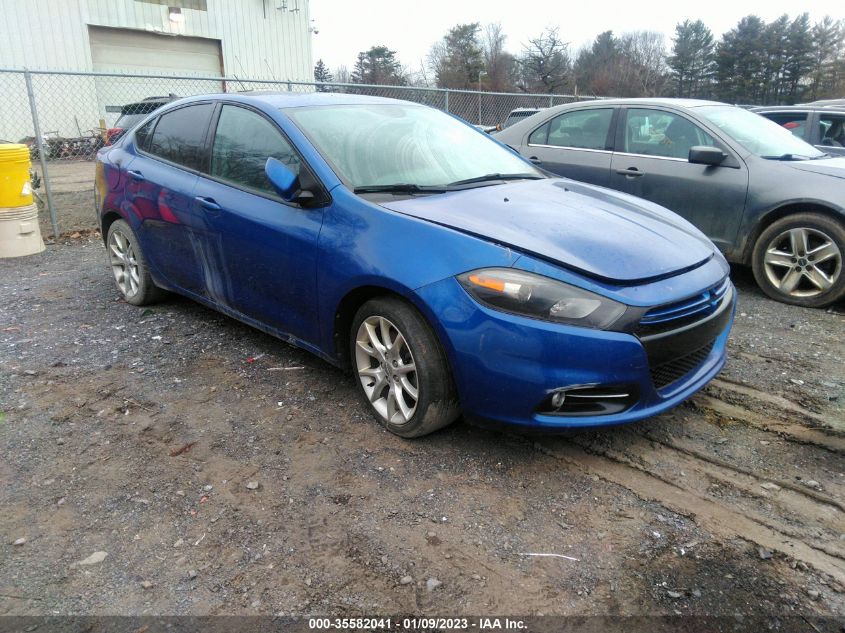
[416, 277, 735, 430]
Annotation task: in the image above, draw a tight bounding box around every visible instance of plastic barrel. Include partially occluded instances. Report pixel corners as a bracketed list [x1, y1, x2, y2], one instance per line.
[0, 143, 34, 207]
[0, 203, 45, 258]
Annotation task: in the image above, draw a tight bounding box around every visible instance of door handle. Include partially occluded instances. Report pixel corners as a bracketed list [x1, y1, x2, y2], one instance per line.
[528, 156, 542, 164]
[615, 167, 644, 178]
[194, 196, 222, 212]
[127, 169, 145, 181]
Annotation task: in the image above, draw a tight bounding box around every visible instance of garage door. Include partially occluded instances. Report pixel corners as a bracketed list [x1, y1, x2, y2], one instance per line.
[89, 26, 222, 76]
[88, 26, 223, 125]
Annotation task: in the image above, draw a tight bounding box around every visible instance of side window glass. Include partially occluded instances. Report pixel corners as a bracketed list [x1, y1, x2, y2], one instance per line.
[147, 103, 215, 170]
[210, 105, 301, 195]
[819, 114, 845, 147]
[624, 108, 715, 160]
[528, 122, 550, 145]
[134, 119, 155, 150]
[764, 113, 807, 138]
[546, 109, 613, 150]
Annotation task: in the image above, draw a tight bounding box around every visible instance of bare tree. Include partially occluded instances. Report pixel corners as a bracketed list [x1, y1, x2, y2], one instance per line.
[481, 23, 517, 92]
[517, 27, 572, 93]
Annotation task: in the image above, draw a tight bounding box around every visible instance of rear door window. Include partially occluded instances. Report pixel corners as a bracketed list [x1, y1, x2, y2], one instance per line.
[761, 112, 808, 139]
[147, 103, 215, 171]
[819, 113, 845, 148]
[209, 104, 301, 195]
[545, 109, 614, 150]
[623, 108, 715, 159]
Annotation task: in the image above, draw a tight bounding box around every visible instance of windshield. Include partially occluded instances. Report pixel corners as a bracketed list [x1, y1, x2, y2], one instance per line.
[696, 105, 825, 159]
[287, 104, 541, 188]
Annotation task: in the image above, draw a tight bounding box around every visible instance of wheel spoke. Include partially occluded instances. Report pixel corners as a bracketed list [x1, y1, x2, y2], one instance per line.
[808, 241, 840, 265]
[399, 376, 418, 400]
[364, 321, 387, 361]
[394, 387, 414, 421]
[763, 250, 792, 268]
[805, 266, 833, 291]
[789, 228, 808, 256]
[368, 375, 388, 403]
[779, 268, 802, 293]
[385, 387, 397, 421]
[394, 362, 415, 375]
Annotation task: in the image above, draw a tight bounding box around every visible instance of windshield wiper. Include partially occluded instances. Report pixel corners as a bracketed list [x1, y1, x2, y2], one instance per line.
[353, 183, 449, 194]
[447, 173, 544, 186]
[761, 153, 813, 161]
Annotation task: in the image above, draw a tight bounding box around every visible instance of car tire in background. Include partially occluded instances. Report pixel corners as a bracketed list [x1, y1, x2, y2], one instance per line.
[752, 212, 845, 308]
[351, 296, 460, 438]
[106, 219, 166, 306]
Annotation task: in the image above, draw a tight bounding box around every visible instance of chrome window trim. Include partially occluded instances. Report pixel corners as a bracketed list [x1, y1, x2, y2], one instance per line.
[613, 151, 688, 163]
[526, 144, 612, 154]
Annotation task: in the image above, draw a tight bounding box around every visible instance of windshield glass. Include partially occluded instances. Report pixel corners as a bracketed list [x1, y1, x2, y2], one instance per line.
[696, 105, 825, 159]
[287, 104, 541, 188]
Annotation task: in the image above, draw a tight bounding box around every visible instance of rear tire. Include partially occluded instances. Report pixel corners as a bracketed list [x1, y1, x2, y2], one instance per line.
[106, 219, 166, 306]
[350, 297, 460, 438]
[751, 213, 845, 308]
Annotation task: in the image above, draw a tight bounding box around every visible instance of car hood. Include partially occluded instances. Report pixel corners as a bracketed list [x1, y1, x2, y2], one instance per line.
[783, 156, 845, 180]
[379, 178, 716, 284]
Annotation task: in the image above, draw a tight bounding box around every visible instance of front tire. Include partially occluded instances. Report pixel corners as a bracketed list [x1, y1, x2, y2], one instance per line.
[350, 297, 460, 438]
[106, 219, 166, 306]
[751, 213, 845, 308]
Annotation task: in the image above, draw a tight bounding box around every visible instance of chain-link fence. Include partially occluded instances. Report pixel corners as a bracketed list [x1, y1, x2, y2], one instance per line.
[0, 69, 602, 237]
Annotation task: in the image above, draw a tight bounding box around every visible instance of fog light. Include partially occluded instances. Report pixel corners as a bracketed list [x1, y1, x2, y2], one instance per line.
[537, 385, 638, 417]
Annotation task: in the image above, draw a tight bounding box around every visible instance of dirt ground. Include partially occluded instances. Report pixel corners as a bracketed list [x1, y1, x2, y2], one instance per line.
[1, 236, 844, 624]
[33, 160, 96, 236]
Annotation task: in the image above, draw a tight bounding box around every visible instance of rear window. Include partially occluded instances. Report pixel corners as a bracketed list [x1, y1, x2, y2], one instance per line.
[147, 103, 215, 171]
[114, 112, 148, 129]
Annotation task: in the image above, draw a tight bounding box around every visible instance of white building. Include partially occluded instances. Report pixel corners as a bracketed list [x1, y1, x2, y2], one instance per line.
[0, 0, 313, 139]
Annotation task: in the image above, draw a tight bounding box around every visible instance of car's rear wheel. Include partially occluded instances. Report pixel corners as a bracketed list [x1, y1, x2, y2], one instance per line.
[106, 219, 165, 306]
[350, 297, 460, 438]
[752, 213, 845, 308]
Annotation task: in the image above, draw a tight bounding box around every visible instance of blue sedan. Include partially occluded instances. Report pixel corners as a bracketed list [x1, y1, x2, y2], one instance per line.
[95, 92, 735, 437]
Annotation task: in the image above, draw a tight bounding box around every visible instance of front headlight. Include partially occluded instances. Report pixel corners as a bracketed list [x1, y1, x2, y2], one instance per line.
[457, 268, 627, 330]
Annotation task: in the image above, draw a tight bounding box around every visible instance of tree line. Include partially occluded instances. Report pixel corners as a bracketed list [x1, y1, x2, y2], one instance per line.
[313, 14, 845, 104]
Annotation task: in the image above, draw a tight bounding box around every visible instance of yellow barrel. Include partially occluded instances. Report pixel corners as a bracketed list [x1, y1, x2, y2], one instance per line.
[0, 144, 34, 207]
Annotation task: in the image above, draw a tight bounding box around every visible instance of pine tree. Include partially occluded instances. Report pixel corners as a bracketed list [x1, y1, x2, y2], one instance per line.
[782, 13, 815, 102]
[715, 16, 767, 104]
[350, 46, 406, 85]
[313, 59, 333, 92]
[668, 20, 715, 98]
[429, 23, 485, 89]
[809, 17, 844, 100]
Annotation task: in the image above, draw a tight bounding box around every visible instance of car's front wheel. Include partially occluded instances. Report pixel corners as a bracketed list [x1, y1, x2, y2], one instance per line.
[350, 297, 460, 438]
[106, 219, 166, 306]
[752, 213, 845, 308]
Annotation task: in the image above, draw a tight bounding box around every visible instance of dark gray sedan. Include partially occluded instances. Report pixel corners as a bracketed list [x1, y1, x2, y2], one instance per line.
[495, 99, 845, 307]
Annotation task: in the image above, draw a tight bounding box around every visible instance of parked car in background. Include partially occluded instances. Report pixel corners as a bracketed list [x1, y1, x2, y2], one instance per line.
[802, 98, 845, 108]
[95, 93, 734, 437]
[501, 107, 543, 129]
[495, 98, 845, 307]
[105, 95, 178, 145]
[753, 105, 845, 156]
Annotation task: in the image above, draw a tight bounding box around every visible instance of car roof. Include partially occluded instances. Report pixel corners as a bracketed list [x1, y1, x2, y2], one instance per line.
[753, 105, 845, 114]
[173, 91, 415, 110]
[564, 97, 724, 108]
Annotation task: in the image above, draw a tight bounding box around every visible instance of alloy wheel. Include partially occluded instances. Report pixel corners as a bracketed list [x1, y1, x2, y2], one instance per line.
[354, 315, 419, 426]
[762, 227, 842, 298]
[108, 228, 140, 298]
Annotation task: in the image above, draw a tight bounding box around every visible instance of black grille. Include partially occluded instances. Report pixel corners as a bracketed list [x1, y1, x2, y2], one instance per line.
[650, 341, 715, 391]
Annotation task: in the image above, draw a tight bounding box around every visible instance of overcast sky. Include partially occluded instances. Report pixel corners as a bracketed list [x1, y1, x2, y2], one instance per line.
[310, 0, 845, 73]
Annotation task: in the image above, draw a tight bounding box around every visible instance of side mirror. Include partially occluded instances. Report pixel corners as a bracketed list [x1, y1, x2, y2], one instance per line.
[265, 157, 314, 204]
[689, 145, 727, 166]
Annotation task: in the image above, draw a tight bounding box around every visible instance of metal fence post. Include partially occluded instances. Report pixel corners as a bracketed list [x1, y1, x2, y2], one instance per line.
[444, 89, 449, 113]
[24, 70, 59, 239]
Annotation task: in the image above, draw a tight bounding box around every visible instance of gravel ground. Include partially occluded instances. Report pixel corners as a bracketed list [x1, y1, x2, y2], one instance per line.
[0, 236, 843, 621]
